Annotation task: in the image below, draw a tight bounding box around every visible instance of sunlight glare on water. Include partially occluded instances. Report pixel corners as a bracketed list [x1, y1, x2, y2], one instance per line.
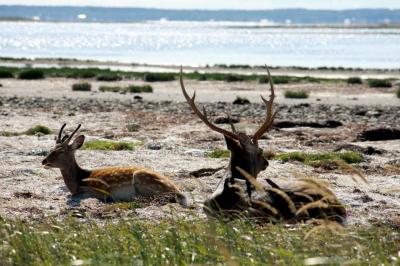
[0, 21, 399, 68]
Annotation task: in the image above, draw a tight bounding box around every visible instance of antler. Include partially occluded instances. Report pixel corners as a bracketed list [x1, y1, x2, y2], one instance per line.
[56, 124, 81, 145]
[252, 66, 277, 146]
[56, 123, 67, 143]
[180, 67, 238, 140]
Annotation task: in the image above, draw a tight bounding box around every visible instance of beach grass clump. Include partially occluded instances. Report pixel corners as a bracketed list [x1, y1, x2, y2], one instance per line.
[81, 139, 142, 151]
[0, 69, 14, 78]
[396, 87, 400, 98]
[72, 82, 91, 91]
[144, 73, 175, 82]
[0, 217, 398, 265]
[273, 151, 364, 167]
[284, 90, 309, 99]
[18, 69, 44, 80]
[225, 74, 245, 82]
[347, 77, 363, 85]
[24, 125, 52, 135]
[260, 75, 290, 84]
[206, 149, 231, 158]
[127, 85, 153, 93]
[96, 72, 122, 81]
[368, 79, 392, 88]
[0, 131, 20, 136]
[67, 70, 96, 79]
[99, 86, 124, 93]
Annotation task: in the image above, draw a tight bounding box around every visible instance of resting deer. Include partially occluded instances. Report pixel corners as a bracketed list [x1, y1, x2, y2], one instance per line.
[180, 66, 276, 197]
[203, 168, 347, 225]
[42, 124, 188, 206]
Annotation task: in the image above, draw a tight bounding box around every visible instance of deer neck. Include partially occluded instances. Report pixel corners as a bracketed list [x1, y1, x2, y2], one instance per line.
[60, 158, 91, 195]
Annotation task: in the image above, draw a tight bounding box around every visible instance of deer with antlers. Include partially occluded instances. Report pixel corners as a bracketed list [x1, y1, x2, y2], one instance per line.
[180, 66, 276, 198]
[42, 124, 188, 206]
[180, 66, 346, 224]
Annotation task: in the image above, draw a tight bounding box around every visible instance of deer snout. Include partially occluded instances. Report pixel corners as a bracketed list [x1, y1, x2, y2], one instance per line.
[42, 158, 48, 165]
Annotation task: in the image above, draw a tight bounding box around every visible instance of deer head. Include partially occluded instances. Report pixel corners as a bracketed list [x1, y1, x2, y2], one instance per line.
[42, 124, 88, 194]
[180, 66, 276, 197]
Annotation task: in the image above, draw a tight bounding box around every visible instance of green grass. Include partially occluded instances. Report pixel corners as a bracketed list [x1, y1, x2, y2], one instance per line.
[96, 73, 122, 81]
[144, 72, 175, 82]
[284, 90, 309, 99]
[0, 69, 14, 78]
[127, 85, 153, 93]
[0, 217, 398, 265]
[24, 125, 52, 135]
[0, 131, 20, 136]
[18, 69, 44, 80]
[396, 87, 400, 98]
[206, 149, 231, 158]
[347, 77, 363, 85]
[273, 151, 364, 167]
[72, 82, 91, 91]
[67, 70, 96, 79]
[81, 140, 142, 151]
[260, 75, 290, 84]
[99, 86, 124, 93]
[0, 66, 345, 84]
[368, 79, 392, 88]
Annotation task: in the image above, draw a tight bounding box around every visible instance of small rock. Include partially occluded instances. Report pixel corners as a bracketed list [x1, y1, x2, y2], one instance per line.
[126, 123, 140, 132]
[185, 149, 206, 157]
[147, 142, 162, 150]
[214, 116, 240, 124]
[27, 149, 48, 156]
[134, 95, 143, 100]
[233, 97, 250, 105]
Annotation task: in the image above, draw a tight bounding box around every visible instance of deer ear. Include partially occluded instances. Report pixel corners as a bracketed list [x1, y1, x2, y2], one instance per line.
[237, 133, 254, 150]
[70, 135, 85, 150]
[224, 135, 240, 151]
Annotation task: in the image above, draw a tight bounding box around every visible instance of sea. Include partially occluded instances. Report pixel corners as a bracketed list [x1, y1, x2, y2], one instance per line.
[0, 20, 399, 69]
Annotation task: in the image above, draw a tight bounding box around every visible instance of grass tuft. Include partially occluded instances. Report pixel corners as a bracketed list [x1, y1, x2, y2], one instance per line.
[96, 73, 122, 81]
[24, 125, 52, 135]
[368, 79, 392, 88]
[0, 69, 14, 78]
[347, 77, 362, 85]
[81, 139, 142, 151]
[127, 85, 153, 93]
[273, 151, 363, 167]
[144, 73, 175, 82]
[284, 90, 309, 99]
[72, 82, 91, 91]
[18, 69, 44, 80]
[98, 86, 123, 93]
[0, 131, 20, 136]
[206, 149, 231, 158]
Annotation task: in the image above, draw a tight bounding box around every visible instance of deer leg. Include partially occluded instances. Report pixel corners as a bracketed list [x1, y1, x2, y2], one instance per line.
[246, 181, 252, 198]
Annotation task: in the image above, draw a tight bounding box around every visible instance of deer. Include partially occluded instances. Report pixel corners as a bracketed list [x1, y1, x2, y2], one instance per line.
[42, 124, 188, 206]
[203, 168, 347, 225]
[180, 65, 276, 198]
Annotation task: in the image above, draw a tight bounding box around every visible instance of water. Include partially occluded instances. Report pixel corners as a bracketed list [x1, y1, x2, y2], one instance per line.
[0, 21, 399, 69]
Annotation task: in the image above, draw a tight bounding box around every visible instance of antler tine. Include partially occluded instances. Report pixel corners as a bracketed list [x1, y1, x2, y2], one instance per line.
[180, 66, 238, 140]
[56, 123, 67, 143]
[252, 65, 276, 146]
[66, 124, 81, 144]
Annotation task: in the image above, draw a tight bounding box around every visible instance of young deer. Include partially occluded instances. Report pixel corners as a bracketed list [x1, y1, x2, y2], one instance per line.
[42, 124, 188, 206]
[180, 66, 276, 197]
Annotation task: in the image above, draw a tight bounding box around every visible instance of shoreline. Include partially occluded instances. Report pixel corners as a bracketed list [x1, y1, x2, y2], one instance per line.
[1, 57, 400, 79]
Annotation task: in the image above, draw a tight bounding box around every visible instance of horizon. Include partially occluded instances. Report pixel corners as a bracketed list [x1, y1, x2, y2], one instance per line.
[0, 0, 399, 10]
[1, 5, 400, 11]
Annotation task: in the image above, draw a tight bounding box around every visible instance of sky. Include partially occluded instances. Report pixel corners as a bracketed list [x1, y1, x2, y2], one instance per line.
[0, 0, 399, 10]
